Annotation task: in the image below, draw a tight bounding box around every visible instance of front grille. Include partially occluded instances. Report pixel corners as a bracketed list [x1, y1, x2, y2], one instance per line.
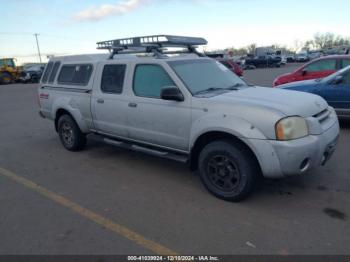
[313, 109, 331, 123]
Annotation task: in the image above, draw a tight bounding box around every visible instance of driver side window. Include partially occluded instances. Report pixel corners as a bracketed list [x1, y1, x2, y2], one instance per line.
[133, 64, 175, 98]
[305, 59, 336, 72]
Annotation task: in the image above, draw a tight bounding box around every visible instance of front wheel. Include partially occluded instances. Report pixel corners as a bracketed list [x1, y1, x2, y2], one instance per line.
[57, 115, 87, 151]
[198, 140, 259, 201]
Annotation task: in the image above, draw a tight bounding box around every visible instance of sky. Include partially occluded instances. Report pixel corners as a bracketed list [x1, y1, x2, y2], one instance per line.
[1, 0, 350, 64]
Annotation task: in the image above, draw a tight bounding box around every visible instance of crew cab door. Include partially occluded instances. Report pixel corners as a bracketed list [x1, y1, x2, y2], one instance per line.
[125, 62, 192, 152]
[91, 62, 130, 137]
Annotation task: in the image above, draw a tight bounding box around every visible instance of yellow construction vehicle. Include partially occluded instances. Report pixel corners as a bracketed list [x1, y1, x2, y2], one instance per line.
[0, 58, 23, 84]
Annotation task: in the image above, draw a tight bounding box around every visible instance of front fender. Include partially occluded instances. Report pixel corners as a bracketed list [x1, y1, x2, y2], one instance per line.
[52, 97, 90, 133]
[190, 113, 267, 148]
[190, 114, 284, 178]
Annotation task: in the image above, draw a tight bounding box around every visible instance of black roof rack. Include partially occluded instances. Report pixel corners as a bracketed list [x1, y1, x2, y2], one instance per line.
[97, 35, 208, 59]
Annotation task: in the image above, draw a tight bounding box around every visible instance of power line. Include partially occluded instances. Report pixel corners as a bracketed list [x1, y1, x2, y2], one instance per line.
[0, 32, 96, 42]
[0, 32, 33, 35]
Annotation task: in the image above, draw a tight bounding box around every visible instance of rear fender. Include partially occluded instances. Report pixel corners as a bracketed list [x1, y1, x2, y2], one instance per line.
[52, 97, 89, 133]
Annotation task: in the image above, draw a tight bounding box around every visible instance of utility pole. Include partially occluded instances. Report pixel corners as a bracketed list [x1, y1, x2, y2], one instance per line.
[34, 33, 42, 63]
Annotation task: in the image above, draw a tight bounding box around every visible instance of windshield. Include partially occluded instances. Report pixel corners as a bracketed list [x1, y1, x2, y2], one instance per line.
[323, 65, 350, 82]
[168, 59, 247, 95]
[0, 59, 15, 68]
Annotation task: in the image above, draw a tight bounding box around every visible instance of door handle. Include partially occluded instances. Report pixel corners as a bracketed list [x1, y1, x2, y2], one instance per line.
[128, 102, 137, 108]
[97, 98, 104, 104]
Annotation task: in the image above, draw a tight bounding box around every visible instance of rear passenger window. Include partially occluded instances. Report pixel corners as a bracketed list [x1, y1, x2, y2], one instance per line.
[306, 59, 336, 72]
[58, 64, 93, 85]
[101, 64, 126, 94]
[133, 64, 175, 98]
[41, 62, 53, 83]
[48, 61, 61, 83]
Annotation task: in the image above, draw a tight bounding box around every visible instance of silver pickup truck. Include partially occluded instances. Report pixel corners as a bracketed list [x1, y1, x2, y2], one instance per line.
[38, 35, 340, 201]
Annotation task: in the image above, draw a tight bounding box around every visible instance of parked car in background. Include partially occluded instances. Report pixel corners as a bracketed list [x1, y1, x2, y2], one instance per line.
[20, 65, 45, 83]
[217, 58, 244, 77]
[273, 55, 350, 87]
[205, 53, 244, 76]
[280, 55, 287, 65]
[286, 54, 296, 63]
[245, 55, 282, 68]
[273, 55, 287, 65]
[280, 66, 350, 117]
[308, 51, 323, 60]
[296, 53, 309, 62]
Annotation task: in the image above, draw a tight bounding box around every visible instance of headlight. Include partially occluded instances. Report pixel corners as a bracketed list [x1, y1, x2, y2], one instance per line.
[275, 116, 308, 141]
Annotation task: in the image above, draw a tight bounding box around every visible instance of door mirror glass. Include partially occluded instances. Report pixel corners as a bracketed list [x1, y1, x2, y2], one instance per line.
[161, 86, 184, 102]
[301, 69, 307, 76]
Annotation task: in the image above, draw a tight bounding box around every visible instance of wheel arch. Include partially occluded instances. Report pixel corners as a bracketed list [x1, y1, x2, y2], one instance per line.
[55, 108, 75, 132]
[189, 131, 262, 174]
[52, 97, 90, 134]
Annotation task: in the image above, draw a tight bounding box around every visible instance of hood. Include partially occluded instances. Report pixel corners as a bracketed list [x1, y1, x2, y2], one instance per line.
[211, 86, 328, 118]
[279, 79, 319, 89]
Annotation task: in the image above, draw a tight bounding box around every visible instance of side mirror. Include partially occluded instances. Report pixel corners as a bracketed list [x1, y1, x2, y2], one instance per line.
[301, 69, 307, 76]
[161, 86, 184, 102]
[333, 75, 344, 85]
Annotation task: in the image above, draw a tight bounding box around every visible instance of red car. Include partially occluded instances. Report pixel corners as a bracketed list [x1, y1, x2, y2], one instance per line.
[217, 59, 244, 77]
[273, 55, 350, 87]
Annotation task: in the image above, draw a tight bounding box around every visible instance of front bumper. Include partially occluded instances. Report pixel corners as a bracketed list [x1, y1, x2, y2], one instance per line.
[19, 73, 31, 82]
[245, 120, 340, 178]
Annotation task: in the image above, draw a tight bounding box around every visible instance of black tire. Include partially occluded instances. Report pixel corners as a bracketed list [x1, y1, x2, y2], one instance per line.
[0, 72, 14, 85]
[57, 115, 86, 151]
[31, 74, 39, 83]
[198, 140, 259, 202]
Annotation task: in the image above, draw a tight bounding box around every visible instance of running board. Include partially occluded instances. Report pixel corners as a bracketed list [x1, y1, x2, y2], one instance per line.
[103, 138, 188, 163]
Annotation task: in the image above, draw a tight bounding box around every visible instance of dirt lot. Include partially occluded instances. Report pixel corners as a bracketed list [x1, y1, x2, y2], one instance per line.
[0, 65, 349, 256]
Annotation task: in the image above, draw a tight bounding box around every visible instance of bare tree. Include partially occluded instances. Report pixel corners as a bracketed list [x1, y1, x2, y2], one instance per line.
[246, 43, 257, 55]
[309, 32, 350, 49]
[293, 39, 305, 52]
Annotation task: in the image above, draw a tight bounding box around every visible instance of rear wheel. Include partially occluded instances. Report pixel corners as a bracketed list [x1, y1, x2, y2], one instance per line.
[198, 140, 259, 201]
[57, 115, 86, 151]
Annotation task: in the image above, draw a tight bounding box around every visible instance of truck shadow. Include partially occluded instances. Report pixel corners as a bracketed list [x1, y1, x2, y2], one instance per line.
[84, 133, 348, 202]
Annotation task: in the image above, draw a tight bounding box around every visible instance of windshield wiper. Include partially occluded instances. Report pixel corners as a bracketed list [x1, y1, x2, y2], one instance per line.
[195, 87, 225, 95]
[195, 84, 244, 95]
[225, 83, 245, 90]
